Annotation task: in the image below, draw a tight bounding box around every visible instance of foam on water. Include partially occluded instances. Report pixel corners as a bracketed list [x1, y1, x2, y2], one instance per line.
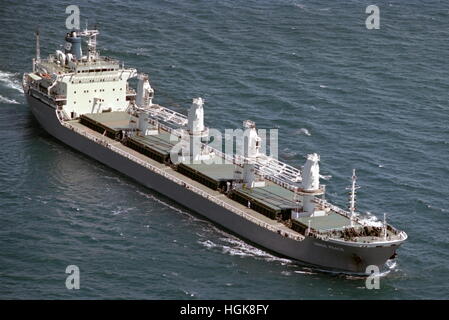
[220, 237, 292, 263]
[297, 128, 311, 136]
[112, 206, 136, 216]
[0, 94, 19, 104]
[293, 269, 317, 275]
[281, 147, 299, 159]
[0, 70, 24, 93]
[135, 190, 193, 217]
[198, 227, 292, 265]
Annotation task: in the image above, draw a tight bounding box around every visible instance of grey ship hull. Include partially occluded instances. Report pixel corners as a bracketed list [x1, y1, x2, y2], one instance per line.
[27, 94, 399, 273]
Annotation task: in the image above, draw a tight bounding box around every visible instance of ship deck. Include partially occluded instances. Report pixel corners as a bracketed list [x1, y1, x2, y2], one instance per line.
[128, 132, 175, 158]
[68, 111, 359, 235]
[296, 212, 357, 231]
[81, 111, 137, 131]
[180, 155, 235, 179]
[178, 155, 236, 190]
[66, 119, 302, 238]
[233, 183, 297, 212]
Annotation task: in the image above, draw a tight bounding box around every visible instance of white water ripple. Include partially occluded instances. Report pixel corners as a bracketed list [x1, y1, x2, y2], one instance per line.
[0, 94, 19, 104]
[199, 234, 292, 265]
[296, 128, 311, 136]
[0, 70, 24, 93]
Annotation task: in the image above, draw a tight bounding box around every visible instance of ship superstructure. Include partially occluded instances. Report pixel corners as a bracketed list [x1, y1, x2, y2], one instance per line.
[23, 28, 407, 273]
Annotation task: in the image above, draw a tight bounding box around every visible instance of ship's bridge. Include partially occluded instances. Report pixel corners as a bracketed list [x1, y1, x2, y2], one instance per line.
[37, 54, 121, 75]
[74, 56, 121, 74]
[29, 28, 138, 119]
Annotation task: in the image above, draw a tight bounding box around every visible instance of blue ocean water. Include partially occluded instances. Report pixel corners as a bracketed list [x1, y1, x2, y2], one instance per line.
[0, 0, 448, 299]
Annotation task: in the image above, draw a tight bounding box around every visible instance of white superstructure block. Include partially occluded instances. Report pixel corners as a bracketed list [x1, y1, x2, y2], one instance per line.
[56, 50, 66, 66]
[302, 153, 322, 216]
[243, 121, 261, 159]
[302, 153, 320, 191]
[136, 74, 154, 107]
[187, 97, 205, 135]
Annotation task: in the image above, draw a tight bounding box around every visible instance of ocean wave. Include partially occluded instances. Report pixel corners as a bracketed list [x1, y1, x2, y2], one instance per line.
[417, 198, 449, 213]
[136, 190, 192, 216]
[292, 3, 306, 10]
[138, 189, 293, 266]
[308, 258, 398, 279]
[281, 147, 299, 159]
[293, 269, 317, 275]
[385, 259, 397, 271]
[112, 206, 136, 216]
[198, 239, 218, 249]
[348, 259, 399, 280]
[0, 94, 19, 104]
[0, 70, 24, 93]
[198, 234, 292, 264]
[296, 128, 311, 136]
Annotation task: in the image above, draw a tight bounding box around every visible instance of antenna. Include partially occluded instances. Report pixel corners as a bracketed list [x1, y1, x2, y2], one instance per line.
[346, 169, 360, 227]
[80, 28, 99, 61]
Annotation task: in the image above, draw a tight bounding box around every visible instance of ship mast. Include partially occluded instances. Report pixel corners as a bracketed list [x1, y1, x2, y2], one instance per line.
[80, 27, 99, 61]
[33, 28, 40, 72]
[347, 169, 360, 227]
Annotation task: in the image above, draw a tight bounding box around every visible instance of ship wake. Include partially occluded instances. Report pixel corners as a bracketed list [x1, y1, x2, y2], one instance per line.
[198, 228, 292, 265]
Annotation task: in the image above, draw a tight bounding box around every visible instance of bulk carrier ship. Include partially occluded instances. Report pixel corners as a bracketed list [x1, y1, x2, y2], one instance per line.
[23, 28, 407, 273]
